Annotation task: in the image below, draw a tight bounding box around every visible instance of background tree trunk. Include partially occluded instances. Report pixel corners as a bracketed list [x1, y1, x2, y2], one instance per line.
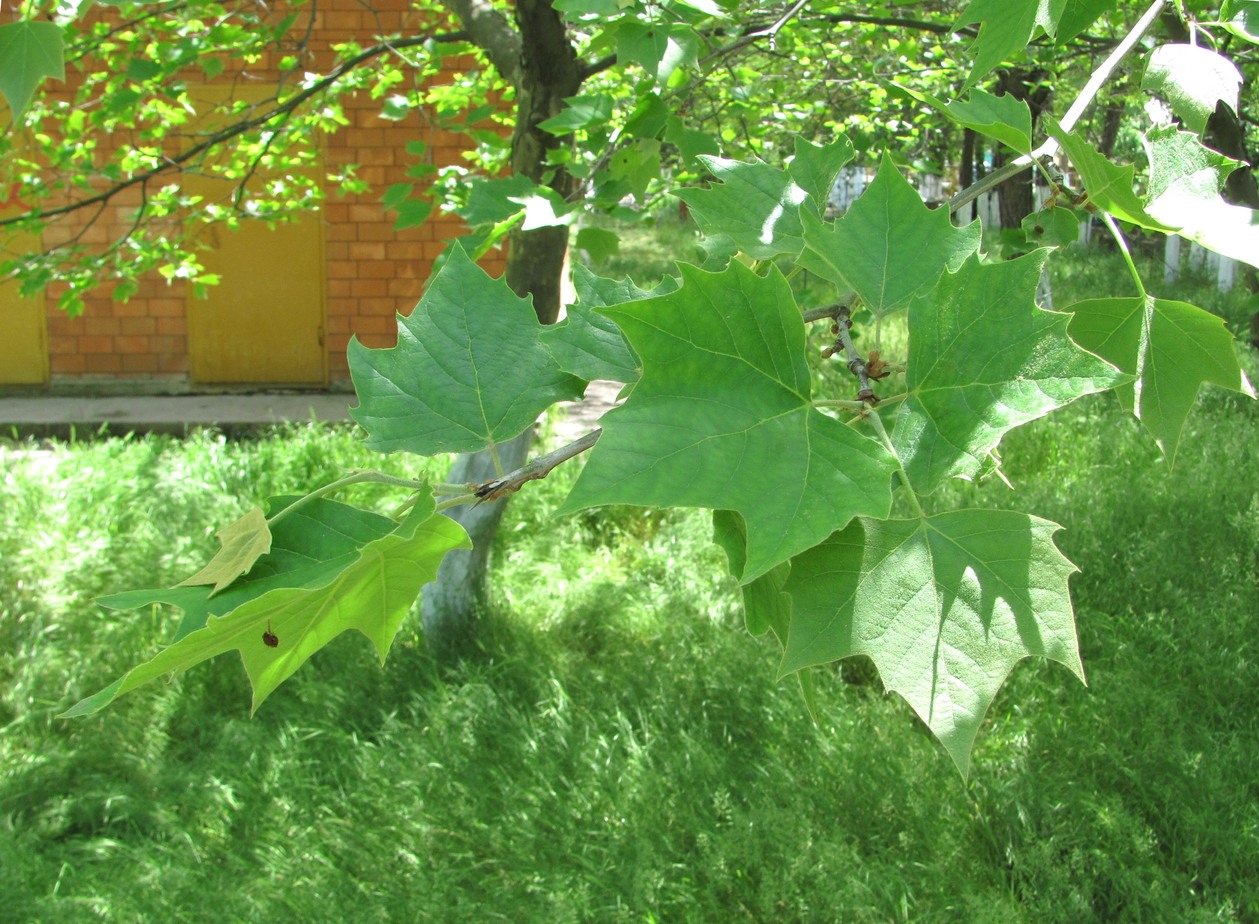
[994, 68, 1052, 229]
[422, 0, 582, 655]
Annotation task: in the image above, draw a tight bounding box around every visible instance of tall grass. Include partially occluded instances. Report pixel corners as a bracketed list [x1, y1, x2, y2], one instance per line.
[1, 241, 1257, 921]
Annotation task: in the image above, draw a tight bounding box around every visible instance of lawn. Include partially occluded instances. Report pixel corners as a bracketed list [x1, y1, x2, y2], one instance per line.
[1, 236, 1257, 921]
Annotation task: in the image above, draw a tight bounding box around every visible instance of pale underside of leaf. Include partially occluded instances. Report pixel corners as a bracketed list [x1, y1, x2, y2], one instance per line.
[781, 510, 1084, 777]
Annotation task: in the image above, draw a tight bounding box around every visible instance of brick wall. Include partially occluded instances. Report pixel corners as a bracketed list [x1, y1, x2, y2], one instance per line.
[31, 0, 507, 388]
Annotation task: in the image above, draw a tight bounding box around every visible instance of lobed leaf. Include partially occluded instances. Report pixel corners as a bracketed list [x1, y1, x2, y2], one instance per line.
[558, 261, 895, 583]
[892, 253, 1126, 494]
[348, 246, 585, 455]
[64, 495, 470, 717]
[0, 21, 64, 120]
[956, 0, 1064, 86]
[1068, 296, 1255, 463]
[799, 154, 980, 317]
[674, 154, 809, 261]
[781, 510, 1085, 777]
[1050, 120, 1175, 232]
[176, 506, 272, 597]
[1142, 44, 1242, 135]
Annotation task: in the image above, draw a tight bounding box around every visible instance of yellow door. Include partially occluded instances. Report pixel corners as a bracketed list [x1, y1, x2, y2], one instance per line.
[183, 87, 327, 386]
[0, 105, 49, 386]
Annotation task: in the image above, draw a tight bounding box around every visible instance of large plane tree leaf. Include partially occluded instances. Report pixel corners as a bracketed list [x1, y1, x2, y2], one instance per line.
[1068, 296, 1254, 462]
[957, 0, 1065, 85]
[64, 495, 470, 717]
[0, 21, 64, 120]
[541, 264, 676, 384]
[892, 253, 1125, 494]
[674, 155, 809, 261]
[781, 510, 1085, 777]
[348, 246, 585, 455]
[1142, 44, 1242, 135]
[557, 261, 896, 583]
[1144, 126, 1259, 269]
[800, 155, 980, 317]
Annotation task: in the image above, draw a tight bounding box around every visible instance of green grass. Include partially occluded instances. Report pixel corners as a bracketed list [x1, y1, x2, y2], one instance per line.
[2, 243, 1258, 921]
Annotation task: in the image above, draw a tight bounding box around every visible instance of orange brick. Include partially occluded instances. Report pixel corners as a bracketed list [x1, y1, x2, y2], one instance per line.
[77, 335, 113, 354]
[84, 353, 123, 373]
[120, 317, 157, 336]
[122, 354, 160, 373]
[151, 335, 184, 353]
[358, 261, 397, 278]
[156, 318, 187, 336]
[349, 278, 389, 297]
[157, 353, 188, 374]
[47, 334, 78, 355]
[327, 280, 352, 298]
[115, 335, 150, 354]
[349, 241, 386, 261]
[52, 354, 87, 374]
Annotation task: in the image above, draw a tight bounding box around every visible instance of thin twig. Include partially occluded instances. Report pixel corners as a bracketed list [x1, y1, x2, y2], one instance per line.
[471, 428, 602, 503]
[833, 305, 878, 405]
[948, 0, 1168, 217]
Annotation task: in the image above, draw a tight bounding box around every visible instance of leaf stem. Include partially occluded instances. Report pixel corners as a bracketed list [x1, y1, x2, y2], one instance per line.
[267, 471, 430, 527]
[1100, 213, 1148, 298]
[863, 410, 927, 520]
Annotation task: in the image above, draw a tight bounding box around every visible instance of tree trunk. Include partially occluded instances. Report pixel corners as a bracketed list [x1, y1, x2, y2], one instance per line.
[422, 0, 582, 654]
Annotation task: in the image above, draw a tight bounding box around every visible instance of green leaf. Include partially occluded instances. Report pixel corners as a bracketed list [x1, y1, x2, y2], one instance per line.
[99, 497, 409, 642]
[348, 246, 585, 455]
[573, 226, 620, 264]
[1144, 126, 1259, 269]
[1221, 0, 1259, 43]
[537, 93, 615, 134]
[781, 510, 1085, 777]
[557, 262, 895, 582]
[1022, 206, 1080, 246]
[888, 82, 1033, 154]
[1056, 0, 1117, 41]
[65, 495, 470, 716]
[176, 506, 272, 597]
[674, 154, 809, 261]
[664, 115, 721, 167]
[392, 198, 433, 231]
[616, 23, 698, 86]
[892, 253, 1125, 493]
[459, 176, 537, 226]
[0, 21, 65, 120]
[1050, 121, 1175, 231]
[1142, 44, 1242, 135]
[787, 135, 856, 213]
[956, 0, 1065, 85]
[712, 510, 791, 639]
[799, 154, 980, 317]
[1068, 296, 1254, 462]
[541, 264, 668, 383]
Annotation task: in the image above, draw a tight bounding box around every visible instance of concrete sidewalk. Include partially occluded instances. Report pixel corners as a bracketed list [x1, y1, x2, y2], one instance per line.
[0, 392, 356, 438]
[0, 380, 621, 441]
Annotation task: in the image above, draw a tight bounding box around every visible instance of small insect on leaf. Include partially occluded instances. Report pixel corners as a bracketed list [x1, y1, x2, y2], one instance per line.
[263, 622, 279, 648]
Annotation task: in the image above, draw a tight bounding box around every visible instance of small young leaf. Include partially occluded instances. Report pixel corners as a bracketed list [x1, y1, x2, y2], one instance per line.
[1022, 206, 1080, 246]
[787, 135, 856, 213]
[799, 154, 980, 317]
[888, 82, 1033, 154]
[349, 246, 585, 455]
[1221, 0, 1259, 44]
[1068, 296, 1255, 462]
[537, 93, 615, 134]
[177, 506, 272, 596]
[781, 510, 1085, 778]
[616, 23, 698, 86]
[1050, 121, 1174, 231]
[557, 261, 895, 583]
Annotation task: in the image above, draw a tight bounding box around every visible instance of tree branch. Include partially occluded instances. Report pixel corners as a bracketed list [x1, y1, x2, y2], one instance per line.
[440, 0, 522, 85]
[471, 428, 601, 502]
[1, 31, 468, 230]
